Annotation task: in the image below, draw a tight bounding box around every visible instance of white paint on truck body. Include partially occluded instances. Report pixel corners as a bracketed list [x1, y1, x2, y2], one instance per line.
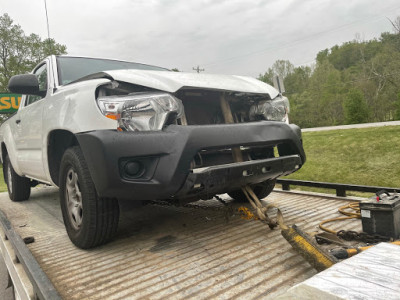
[0, 55, 279, 186]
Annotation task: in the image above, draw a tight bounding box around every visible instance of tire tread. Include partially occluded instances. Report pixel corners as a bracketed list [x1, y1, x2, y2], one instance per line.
[5, 155, 30, 202]
[60, 146, 119, 249]
[228, 180, 276, 202]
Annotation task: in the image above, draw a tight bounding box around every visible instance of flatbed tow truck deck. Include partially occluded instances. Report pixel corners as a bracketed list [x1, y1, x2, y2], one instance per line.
[0, 187, 362, 299]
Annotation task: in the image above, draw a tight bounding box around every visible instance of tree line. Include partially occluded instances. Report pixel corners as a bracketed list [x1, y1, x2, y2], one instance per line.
[1, 13, 400, 128]
[0, 13, 67, 92]
[259, 17, 400, 128]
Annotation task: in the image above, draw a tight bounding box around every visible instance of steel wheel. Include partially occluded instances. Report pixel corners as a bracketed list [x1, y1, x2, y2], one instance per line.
[65, 168, 83, 230]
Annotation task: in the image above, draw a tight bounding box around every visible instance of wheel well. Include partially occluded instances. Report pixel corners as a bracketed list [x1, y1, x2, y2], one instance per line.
[48, 130, 78, 186]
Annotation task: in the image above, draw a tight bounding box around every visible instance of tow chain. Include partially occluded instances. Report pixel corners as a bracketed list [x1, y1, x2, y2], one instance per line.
[145, 187, 284, 227]
[336, 230, 391, 243]
[185, 197, 229, 211]
[146, 197, 229, 211]
[146, 195, 234, 223]
[318, 202, 393, 244]
[240, 186, 392, 243]
[147, 94, 285, 230]
[217, 93, 287, 230]
[241, 185, 287, 230]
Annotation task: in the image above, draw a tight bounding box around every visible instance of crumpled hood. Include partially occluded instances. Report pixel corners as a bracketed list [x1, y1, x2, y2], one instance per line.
[103, 69, 279, 98]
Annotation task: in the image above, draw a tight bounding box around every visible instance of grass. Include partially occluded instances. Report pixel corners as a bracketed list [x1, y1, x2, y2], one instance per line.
[284, 125, 400, 196]
[0, 125, 398, 195]
[0, 167, 6, 192]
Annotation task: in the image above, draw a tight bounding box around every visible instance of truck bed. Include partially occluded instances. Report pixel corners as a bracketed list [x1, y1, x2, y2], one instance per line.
[0, 187, 361, 299]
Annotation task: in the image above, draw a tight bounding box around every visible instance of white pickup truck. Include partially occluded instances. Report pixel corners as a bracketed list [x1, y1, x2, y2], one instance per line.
[0, 55, 305, 249]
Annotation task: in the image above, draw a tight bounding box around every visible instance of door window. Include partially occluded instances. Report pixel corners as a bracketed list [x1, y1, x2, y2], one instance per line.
[25, 63, 48, 106]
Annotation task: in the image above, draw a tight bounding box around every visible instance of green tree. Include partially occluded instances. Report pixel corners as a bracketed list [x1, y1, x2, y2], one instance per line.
[270, 60, 294, 79]
[316, 49, 329, 64]
[357, 44, 400, 122]
[0, 13, 67, 92]
[343, 89, 370, 124]
[258, 68, 274, 85]
[328, 43, 361, 70]
[304, 60, 345, 127]
[395, 93, 400, 120]
[285, 20, 400, 127]
[285, 66, 312, 95]
[258, 60, 294, 85]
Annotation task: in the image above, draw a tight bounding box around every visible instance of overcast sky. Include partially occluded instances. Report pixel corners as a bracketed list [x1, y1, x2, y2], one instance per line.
[2, 0, 400, 77]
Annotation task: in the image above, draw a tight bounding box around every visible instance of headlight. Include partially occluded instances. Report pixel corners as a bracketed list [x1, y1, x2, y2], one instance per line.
[97, 92, 183, 131]
[249, 96, 290, 122]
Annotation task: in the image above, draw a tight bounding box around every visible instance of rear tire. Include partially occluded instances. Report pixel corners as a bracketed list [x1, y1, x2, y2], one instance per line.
[59, 146, 119, 249]
[4, 155, 31, 202]
[228, 180, 276, 202]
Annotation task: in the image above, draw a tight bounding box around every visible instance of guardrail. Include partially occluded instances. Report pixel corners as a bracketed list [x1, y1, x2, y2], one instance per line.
[276, 179, 399, 197]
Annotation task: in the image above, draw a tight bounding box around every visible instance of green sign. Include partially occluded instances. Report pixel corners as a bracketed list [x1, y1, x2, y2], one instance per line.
[0, 93, 22, 113]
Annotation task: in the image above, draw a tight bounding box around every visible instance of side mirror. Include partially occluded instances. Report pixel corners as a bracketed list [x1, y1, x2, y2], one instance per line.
[8, 74, 41, 96]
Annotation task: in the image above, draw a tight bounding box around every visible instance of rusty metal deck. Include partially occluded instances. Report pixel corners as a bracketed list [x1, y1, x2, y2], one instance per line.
[0, 187, 362, 299]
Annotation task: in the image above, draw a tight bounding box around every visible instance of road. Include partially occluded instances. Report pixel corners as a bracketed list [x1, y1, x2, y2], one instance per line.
[302, 120, 400, 132]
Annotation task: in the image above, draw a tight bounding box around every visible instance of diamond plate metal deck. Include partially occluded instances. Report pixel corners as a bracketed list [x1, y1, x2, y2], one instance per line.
[0, 187, 362, 299]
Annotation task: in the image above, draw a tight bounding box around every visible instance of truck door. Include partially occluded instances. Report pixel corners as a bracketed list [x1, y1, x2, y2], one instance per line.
[13, 62, 48, 181]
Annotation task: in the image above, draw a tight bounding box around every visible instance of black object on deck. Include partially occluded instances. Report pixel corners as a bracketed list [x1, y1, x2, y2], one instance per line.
[359, 192, 400, 239]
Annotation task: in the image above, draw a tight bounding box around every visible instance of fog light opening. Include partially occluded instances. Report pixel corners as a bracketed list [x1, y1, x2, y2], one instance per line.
[124, 161, 145, 178]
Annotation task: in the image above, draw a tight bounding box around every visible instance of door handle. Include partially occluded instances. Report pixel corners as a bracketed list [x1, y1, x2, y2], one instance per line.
[15, 119, 21, 124]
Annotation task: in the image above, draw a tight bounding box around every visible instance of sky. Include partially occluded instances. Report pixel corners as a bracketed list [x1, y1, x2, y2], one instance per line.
[2, 0, 400, 77]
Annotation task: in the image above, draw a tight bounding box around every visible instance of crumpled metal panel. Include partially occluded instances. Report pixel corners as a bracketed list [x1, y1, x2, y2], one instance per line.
[104, 69, 279, 97]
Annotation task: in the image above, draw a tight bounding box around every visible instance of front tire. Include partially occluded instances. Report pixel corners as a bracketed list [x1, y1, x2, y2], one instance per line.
[59, 146, 119, 249]
[228, 180, 276, 202]
[4, 155, 31, 201]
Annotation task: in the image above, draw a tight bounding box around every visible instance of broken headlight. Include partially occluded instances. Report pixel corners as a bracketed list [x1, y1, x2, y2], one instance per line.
[97, 92, 183, 131]
[249, 96, 290, 122]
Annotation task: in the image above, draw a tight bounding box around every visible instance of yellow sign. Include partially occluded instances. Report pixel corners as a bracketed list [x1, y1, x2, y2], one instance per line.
[0, 94, 22, 113]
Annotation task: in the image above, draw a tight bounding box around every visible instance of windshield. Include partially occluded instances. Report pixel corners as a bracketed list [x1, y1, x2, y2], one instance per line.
[57, 56, 169, 85]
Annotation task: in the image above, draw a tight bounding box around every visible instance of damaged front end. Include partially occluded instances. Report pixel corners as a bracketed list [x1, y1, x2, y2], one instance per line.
[76, 80, 305, 201]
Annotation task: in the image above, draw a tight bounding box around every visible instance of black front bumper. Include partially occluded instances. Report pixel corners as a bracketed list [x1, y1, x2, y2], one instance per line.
[76, 121, 305, 200]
